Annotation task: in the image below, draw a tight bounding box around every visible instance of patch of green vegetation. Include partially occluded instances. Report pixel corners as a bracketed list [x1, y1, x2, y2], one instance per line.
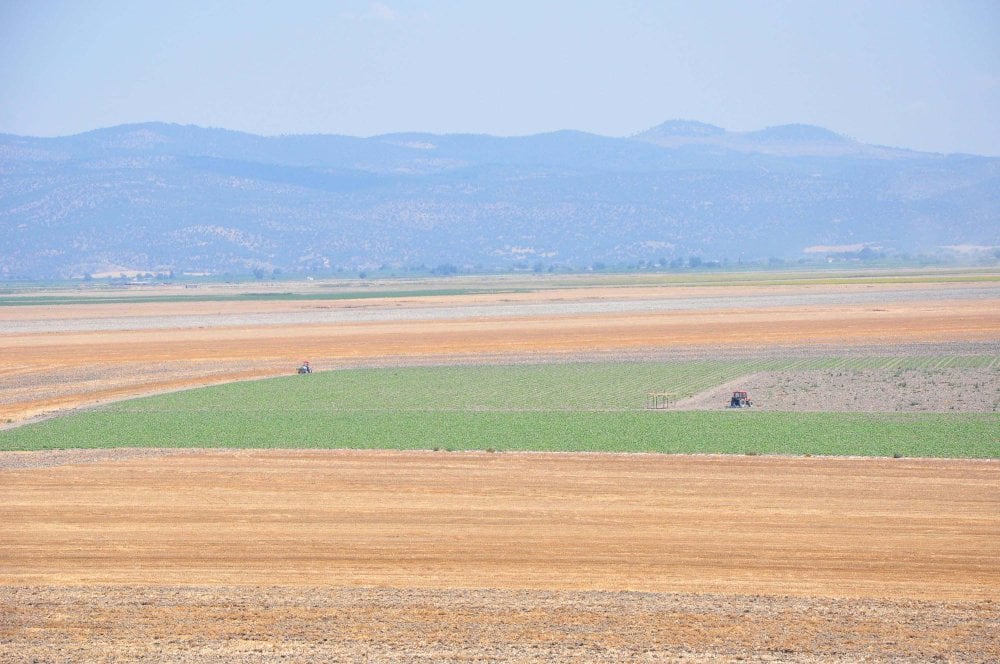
[2, 409, 995, 458]
[97, 361, 750, 413]
[2, 357, 997, 457]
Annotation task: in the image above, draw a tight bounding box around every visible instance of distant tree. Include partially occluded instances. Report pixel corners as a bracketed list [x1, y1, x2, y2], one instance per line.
[252, 267, 266, 280]
[688, 256, 702, 269]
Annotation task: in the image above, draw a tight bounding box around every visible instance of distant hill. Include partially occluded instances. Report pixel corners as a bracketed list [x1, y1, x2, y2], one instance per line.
[632, 120, 918, 158]
[1, 121, 997, 279]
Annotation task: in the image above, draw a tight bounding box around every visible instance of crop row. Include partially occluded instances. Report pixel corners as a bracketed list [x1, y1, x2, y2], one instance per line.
[3, 409, 996, 458]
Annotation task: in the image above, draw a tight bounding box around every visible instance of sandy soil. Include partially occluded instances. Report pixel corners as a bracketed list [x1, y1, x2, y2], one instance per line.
[2, 450, 998, 662]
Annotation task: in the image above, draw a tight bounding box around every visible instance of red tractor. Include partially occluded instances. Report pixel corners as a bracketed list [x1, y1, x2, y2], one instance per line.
[729, 391, 752, 408]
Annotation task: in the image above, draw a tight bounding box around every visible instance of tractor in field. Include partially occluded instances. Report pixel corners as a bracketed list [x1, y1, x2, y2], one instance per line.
[297, 361, 312, 374]
[729, 391, 752, 408]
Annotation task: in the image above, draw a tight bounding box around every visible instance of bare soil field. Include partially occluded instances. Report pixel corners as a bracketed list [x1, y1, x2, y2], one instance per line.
[675, 366, 1000, 412]
[2, 450, 998, 662]
[2, 276, 999, 661]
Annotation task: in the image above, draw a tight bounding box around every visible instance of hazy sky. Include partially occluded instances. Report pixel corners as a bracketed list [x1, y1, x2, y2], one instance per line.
[1, 1, 998, 155]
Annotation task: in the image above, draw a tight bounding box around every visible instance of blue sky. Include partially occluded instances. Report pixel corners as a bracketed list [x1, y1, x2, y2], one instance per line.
[1, 1, 998, 155]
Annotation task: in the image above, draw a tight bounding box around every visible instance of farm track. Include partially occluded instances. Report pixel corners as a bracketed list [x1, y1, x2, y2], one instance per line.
[2, 277, 999, 661]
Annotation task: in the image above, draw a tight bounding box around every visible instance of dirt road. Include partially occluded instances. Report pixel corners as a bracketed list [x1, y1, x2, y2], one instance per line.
[2, 450, 998, 661]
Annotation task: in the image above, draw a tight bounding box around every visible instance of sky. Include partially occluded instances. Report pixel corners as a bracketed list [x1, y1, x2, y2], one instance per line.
[1, 0, 998, 155]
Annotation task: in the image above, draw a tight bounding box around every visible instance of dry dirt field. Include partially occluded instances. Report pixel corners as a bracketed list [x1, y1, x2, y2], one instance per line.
[2, 450, 998, 662]
[675, 367, 1000, 412]
[2, 275, 999, 661]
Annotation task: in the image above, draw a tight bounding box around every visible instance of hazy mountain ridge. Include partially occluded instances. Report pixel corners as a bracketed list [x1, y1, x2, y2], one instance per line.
[632, 120, 928, 159]
[1, 121, 997, 278]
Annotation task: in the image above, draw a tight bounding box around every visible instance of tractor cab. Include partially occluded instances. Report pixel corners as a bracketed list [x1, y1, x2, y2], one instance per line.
[729, 391, 752, 408]
[297, 361, 312, 374]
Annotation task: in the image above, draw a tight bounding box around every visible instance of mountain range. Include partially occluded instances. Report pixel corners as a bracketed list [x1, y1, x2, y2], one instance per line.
[1, 120, 997, 279]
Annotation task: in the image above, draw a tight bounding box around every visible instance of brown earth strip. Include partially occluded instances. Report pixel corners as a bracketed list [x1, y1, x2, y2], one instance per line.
[2, 450, 997, 600]
[1, 450, 998, 662]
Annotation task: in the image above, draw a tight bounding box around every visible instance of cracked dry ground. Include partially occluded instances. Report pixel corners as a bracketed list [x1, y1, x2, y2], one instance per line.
[2, 280, 999, 661]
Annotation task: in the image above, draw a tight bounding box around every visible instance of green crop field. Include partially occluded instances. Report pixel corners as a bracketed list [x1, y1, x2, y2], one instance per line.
[2, 357, 997, 457]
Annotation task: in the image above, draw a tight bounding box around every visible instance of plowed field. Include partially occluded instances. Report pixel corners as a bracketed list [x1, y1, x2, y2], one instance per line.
[2, 450, 998, 661]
